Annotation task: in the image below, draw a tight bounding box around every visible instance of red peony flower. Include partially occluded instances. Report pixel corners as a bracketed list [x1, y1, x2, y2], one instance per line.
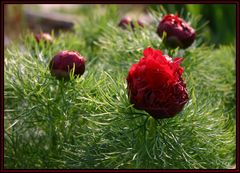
[127, 47, 189, 119]
[49, 50, 86, 80]
[35, 32, 53, 44]
[157, 14, 196, 49]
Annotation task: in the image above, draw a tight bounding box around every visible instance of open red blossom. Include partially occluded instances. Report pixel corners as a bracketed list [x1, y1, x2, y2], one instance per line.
[127, 47, 189, 119]
[157, 14, 196, 49]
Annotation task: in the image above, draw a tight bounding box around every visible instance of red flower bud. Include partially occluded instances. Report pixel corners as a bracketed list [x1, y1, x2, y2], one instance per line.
[49, 50, 86, 80]
[127, 47, 189, 119]
[118, 16, 132, 29]
[157, 14, 196, 49]
[136, 19, 145, 28]
[35, 33, 53, 44]
[118, 16, 144, 29]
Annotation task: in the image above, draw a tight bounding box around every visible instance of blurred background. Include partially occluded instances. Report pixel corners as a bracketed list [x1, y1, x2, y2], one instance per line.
[4, 4, 236, 47]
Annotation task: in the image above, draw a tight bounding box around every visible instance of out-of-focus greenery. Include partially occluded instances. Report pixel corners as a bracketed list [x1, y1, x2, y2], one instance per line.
[148, 4, 236, 46]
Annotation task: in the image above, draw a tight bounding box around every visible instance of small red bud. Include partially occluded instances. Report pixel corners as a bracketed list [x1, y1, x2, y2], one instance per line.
[118, 16, 132, 29]
[35, 33, 53, 44]
[49, 50, 86, 80]
[157, 14, 196, 49]
[118, 16, 144, 29]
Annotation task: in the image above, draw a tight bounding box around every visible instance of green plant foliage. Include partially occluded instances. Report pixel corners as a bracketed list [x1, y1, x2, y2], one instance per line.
[4, 5, 235, 169]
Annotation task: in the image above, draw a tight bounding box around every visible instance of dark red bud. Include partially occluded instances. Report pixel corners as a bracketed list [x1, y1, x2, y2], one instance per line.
[157, 14, 196, 49]
[118, 16, 132, 29]
[35, 33, 53, 44]
[49, 50, 86, 80]
[118, 16, 144, 29]
[137, 19, 144, 28]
